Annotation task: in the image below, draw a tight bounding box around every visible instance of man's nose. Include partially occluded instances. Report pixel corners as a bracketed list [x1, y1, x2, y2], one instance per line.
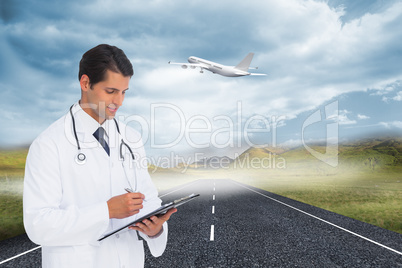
[114, 92, 124, 106]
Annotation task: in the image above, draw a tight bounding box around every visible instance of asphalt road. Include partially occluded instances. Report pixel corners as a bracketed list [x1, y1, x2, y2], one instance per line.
[1, 179, 401, 267]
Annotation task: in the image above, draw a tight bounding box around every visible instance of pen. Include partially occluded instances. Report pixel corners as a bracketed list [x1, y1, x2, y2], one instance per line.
[125, 188, 146, 202]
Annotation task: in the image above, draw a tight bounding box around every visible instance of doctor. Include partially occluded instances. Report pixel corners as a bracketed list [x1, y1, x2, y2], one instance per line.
[23, 44, 176, 268]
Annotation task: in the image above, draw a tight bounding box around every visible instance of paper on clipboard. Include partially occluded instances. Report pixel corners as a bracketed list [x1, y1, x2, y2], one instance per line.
[98, 193, 200, 241]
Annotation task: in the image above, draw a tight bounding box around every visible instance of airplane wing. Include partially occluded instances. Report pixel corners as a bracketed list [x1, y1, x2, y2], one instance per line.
[168, 61, 202, 69]
[249, 73, 267, 76]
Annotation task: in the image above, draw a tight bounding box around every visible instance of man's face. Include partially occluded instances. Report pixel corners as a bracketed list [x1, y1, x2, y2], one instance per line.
[80, 70, 130, 123]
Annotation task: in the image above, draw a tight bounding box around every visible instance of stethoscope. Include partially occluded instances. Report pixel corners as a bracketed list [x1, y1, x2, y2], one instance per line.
[70, 105, 137, 190]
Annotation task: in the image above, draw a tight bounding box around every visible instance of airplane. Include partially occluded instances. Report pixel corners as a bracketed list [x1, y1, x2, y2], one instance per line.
[168, 53, 267, 77]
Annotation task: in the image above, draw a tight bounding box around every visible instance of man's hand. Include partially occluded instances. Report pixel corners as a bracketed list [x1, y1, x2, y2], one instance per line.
[107, 192, 145, 219]
[129, 208, 177, 237]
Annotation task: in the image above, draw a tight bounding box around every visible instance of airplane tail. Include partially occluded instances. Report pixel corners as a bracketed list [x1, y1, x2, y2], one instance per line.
[235, 53, 254, 71]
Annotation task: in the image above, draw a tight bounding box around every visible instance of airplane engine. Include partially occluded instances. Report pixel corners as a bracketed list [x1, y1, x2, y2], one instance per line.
[190, 66, 196, 69]
[181, 65, 188, 69]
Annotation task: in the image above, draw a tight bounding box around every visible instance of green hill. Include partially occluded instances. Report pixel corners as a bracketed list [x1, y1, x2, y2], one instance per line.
[233, 137, 402, 171]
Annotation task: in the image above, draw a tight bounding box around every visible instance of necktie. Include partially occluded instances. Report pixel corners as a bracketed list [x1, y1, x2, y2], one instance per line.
[93, 127, 110, 156]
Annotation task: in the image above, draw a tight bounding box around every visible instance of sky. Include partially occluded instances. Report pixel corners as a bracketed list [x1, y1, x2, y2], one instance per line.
[1, 0, 402, 164]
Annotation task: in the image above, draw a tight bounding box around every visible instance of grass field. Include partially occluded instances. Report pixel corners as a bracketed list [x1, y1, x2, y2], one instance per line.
[0, 139, 401, 241]
[0, 149, 27, 241]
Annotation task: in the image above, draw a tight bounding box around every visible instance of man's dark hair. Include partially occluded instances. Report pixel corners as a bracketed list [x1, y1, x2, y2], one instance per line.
[78, 44, 134, 86]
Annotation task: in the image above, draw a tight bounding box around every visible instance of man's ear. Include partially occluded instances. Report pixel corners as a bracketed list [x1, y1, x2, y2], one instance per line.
[80, 74, 91, 92]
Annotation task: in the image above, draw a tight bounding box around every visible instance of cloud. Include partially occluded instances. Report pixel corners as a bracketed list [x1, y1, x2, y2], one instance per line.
[357, 114, 370, 120]
[337, 110, 356, 125]
[380, 121, 402, 129]
[1, 0, 402, 157]
[381, 90, 402, 103]
[327, 0, 398, 24]
[392, 91, 402, 101]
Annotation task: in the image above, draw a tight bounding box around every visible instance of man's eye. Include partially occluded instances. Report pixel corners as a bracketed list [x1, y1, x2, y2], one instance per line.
[106, 90, 114, 94]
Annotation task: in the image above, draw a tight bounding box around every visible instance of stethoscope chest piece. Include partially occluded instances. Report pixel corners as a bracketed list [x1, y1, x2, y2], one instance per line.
[75, 152, 87, 165]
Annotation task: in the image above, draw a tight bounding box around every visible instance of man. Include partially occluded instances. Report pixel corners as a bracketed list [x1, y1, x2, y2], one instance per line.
[23, 44, 176, 267]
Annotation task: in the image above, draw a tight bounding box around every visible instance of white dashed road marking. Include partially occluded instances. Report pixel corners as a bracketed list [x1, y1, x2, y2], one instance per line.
[210, 225, 215, 241]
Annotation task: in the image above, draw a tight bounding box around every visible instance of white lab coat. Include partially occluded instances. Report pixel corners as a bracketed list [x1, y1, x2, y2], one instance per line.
[23, 103, 167, 268]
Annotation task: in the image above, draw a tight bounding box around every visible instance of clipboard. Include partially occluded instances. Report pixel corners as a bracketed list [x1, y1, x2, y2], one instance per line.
[98, 193, 200, 241]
